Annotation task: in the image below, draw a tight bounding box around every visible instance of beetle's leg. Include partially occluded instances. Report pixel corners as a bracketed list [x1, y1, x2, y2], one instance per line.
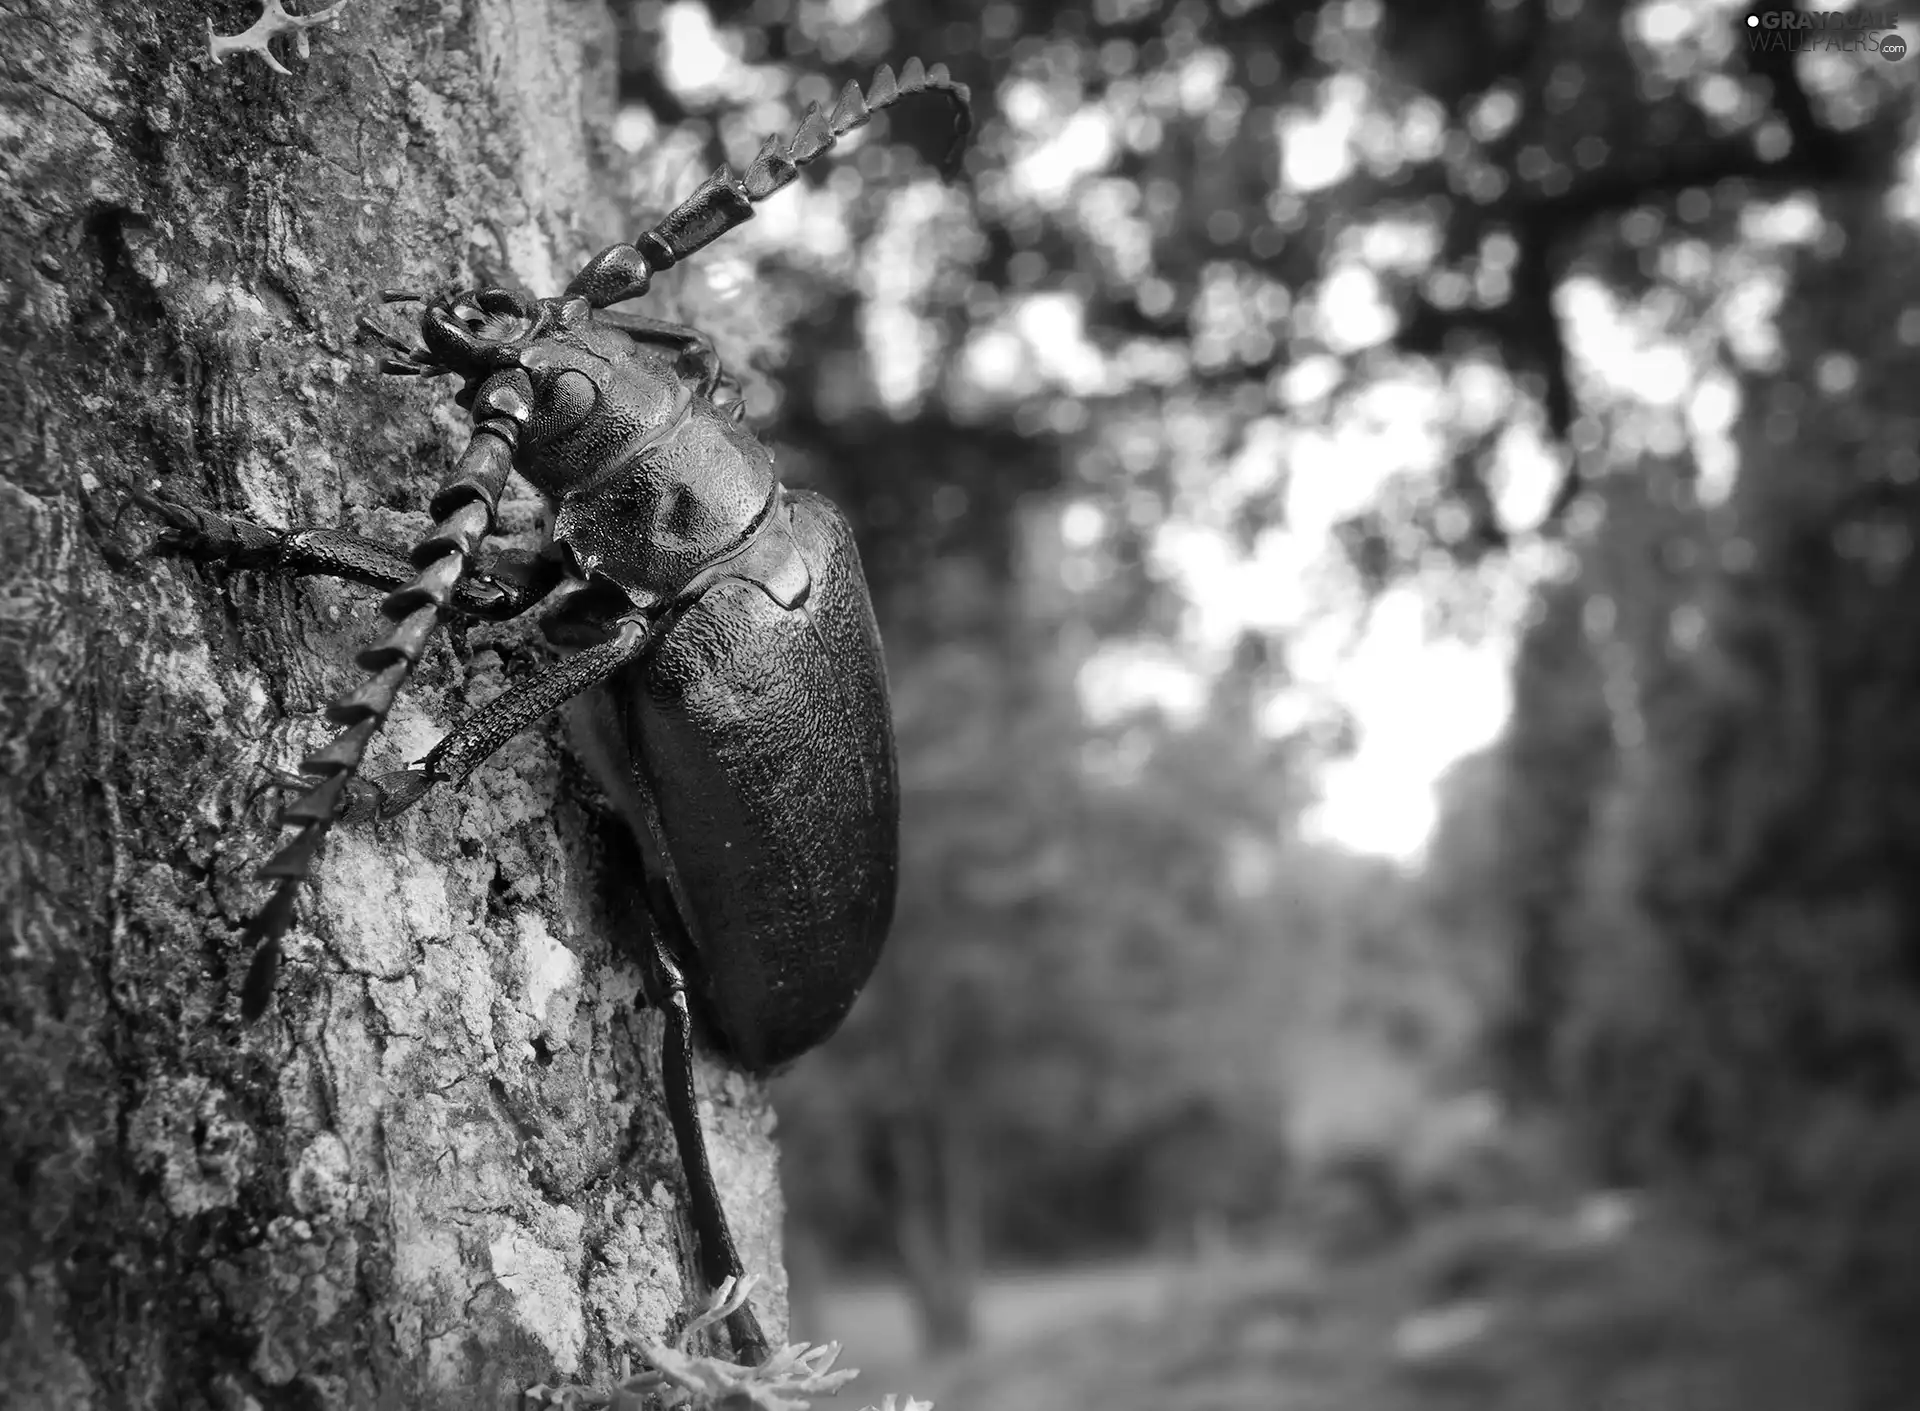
[642, 919, 772, 1367]
[130, 488, 568, 620]
[536, 579, 640, 650]
[595, 313, 750, 421]
[415, 612, 658, 788]
[601, 313, 729, 397]
[565, 58, 973, 308]
[321, 611, 661, 822]
[340, 599, 771, 1362]
[353, 309, 453, 379]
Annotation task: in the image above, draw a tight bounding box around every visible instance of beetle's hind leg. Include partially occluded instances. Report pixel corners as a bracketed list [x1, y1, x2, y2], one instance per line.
[642, 916, 773, 1367]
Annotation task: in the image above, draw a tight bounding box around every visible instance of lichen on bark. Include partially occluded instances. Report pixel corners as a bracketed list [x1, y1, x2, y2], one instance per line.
[0, 0, 789, 1404]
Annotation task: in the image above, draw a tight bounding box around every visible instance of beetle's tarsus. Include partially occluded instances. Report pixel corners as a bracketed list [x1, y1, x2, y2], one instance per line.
[208, 0, 350, 73]
[725, 1303, 772, 1367]
[671, 1273, 773, 1365]
[366, 768, 435, 819]
[127, 485, 287, 565]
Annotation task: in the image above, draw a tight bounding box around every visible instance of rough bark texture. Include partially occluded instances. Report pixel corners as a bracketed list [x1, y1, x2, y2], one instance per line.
[0, 1, 790, 1405]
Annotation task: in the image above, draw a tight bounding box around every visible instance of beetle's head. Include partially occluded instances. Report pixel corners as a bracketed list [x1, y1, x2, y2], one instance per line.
[418, 287, 592, 378]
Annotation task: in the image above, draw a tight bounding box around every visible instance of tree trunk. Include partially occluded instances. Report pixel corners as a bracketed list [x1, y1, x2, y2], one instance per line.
[0, 2, 787, 1406]
[889, 1113, 978, 1355]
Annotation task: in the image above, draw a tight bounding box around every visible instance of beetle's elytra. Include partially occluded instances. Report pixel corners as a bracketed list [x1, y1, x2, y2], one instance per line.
[134, 58, 972, 1365]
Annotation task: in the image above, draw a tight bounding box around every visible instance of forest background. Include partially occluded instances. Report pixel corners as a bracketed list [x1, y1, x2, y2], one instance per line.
[6, 0, 1915, 1405]
[594, 0, 1920, 1405]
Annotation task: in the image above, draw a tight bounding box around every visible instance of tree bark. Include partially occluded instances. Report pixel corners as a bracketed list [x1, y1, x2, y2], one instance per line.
[0, 1, 787, 1406]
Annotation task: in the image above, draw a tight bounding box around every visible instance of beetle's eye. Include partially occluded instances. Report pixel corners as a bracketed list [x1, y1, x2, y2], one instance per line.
[475, 287, 526, 316]
[534, 368, 598, 439]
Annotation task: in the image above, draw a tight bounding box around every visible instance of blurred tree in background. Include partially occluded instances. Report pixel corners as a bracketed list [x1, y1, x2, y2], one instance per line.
[600, 0, 1918, 1394]
[1470, 199, 1920, 1411]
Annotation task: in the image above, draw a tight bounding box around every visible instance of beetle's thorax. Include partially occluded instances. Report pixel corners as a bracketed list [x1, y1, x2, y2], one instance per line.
[508, 318, 690, 495]
[429, 292, 778, 603]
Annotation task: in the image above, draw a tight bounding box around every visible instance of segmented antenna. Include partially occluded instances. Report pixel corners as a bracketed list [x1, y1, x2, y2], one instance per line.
[237, 422, 517, 1019]
[751, 56, 973, 194]
[566, 58, 974, 308]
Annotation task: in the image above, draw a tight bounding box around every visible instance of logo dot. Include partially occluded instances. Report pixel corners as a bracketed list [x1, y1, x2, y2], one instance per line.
[1747, 13, 1759, 24]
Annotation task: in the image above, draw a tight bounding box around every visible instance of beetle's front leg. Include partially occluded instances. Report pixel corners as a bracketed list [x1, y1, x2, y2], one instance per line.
[130, 488, 569, 620]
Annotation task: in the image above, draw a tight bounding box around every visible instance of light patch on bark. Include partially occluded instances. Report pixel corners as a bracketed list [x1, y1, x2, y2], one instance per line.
[128, 1075, 260, 1219]
[157, 637, 252, 724]
[518, 909, 582, 1029]
[491, 1218, 589, 1375]
[318, 831, 455, 985]
[288, 1131, 356, 1218]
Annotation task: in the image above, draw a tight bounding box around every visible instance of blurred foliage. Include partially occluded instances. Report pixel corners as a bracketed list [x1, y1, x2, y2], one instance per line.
[775, 622, 1309, 1262]
[618, 0, 1908, 615]
[1452, 193, 1920, 1409]
[605, 0, 1920, 1395]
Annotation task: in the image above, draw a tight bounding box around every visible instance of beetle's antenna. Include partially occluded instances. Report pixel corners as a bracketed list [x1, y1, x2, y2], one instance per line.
[235, 407, 521, 1020]
[565, 57, 974, 309]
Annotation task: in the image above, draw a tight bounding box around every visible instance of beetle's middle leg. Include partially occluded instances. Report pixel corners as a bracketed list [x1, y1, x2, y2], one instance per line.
[319, 609, 661, 821]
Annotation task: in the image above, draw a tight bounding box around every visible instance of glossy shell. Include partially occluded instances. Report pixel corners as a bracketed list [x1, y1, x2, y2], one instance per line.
[570, 489, 900, 1071]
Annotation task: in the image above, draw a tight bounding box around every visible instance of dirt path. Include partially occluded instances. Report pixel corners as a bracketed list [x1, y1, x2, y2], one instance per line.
[811, 1197, 1858, 1411]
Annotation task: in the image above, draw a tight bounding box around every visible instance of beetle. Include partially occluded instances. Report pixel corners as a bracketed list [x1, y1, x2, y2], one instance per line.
[132, 58, 971, 1365]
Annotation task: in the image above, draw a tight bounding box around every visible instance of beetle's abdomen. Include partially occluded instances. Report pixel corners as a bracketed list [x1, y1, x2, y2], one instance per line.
[628, 489, 898, 1071]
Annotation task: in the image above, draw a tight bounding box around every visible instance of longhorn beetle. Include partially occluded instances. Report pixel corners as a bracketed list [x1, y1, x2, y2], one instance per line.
[134, 58, 971, 1366]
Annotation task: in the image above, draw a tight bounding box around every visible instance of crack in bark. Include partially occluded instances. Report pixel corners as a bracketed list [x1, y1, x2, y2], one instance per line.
[1, 70, 117, 129]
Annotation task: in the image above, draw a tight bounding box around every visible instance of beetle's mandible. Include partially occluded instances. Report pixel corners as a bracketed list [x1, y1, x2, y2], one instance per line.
[133, 57, 972, 1366]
